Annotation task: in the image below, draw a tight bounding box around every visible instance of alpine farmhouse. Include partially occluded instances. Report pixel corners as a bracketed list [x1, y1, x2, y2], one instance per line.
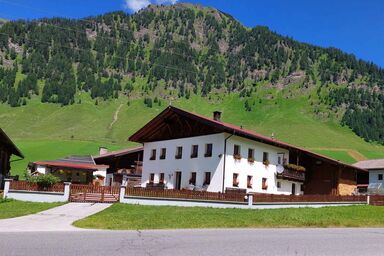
[129, 106, 365, 195]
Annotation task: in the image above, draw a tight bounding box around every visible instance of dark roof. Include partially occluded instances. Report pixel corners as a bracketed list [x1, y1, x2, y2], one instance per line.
[129, 106, 366, 173]
[0, 128, 23, 158]
[34, 155, 108, 171]
[93, 146, 143, 160]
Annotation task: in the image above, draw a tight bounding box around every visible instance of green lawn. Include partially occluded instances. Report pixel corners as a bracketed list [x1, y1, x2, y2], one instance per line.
[313, 150, 357, 164]
[0, 199, 63, 219]
[73, 204, 384, 230]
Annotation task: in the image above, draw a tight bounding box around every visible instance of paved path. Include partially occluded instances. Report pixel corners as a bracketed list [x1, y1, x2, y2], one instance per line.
[0, 202, 111, 232]
[1, 228, 384, 256]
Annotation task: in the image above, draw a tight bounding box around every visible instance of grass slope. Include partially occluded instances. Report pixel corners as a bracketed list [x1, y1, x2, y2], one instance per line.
[74, 204, 384, 229]
[2, 91, 384, 176]
[0, 199, 63, 219]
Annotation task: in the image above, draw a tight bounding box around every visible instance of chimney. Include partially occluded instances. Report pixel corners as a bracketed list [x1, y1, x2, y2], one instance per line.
[213, 111, 222, 121]
[99, 147, 108, 156]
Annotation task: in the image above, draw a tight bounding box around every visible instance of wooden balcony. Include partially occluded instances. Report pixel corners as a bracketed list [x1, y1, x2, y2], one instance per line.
[276, 167, 305, 182]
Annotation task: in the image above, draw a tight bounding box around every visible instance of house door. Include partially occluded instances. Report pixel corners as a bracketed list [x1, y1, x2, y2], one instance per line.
[291, 183, 296, 195]
[175, 172, 182, 190]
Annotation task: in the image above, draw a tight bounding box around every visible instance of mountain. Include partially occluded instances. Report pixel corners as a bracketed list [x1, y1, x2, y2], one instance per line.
[0, 4, 383, 174]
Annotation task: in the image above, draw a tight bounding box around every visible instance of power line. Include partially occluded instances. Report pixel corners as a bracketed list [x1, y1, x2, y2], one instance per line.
[0, 31, 202, 77]
[0, 0, 254, 66]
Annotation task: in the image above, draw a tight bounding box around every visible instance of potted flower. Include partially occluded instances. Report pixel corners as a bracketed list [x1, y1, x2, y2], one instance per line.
[233, 154, 242, 161]
[263, 159, 270, 167]
[248, 157, 255, 163]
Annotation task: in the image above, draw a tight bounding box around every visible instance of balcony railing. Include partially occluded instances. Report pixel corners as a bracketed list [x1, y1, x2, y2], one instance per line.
[276, 166, 305, 182]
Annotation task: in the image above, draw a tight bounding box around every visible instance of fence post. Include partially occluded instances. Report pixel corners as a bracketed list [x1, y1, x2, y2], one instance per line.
[120, 184, 126, 202]
[2, 179, 12, 199]
[247, 193, 253, 207]
[63, 182, 71, 202]
[367, 195, 370, 205]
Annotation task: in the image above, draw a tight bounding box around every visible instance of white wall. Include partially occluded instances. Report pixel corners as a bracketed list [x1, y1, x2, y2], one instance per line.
[142, 133, 225, 192]
[224, 135, 302, 195]
[369, 169, 384, 187]
[142, 132, 303, 195]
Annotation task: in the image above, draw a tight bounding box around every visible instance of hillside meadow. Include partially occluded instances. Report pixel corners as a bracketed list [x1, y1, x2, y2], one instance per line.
[2, 92, 384, 176]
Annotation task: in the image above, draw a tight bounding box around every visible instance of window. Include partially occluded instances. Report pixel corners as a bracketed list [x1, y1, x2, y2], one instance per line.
[150, 149, 156, 160]
[300, 184, 304, 192]
[247, 175, 253, 188]
[175, 146, 183, 159]
[191, 145, 198, 158]
[204, 172, 211, 185]
[263, 152, 269, 165]
[233, 173, 239, 187]
[205, 143, 213, 157]
[277, 153, 284, 165]
[159, 173, 165, 184]
[379, 174, 383, 181]
[248, 148, 254, 162]
[233, 145, 241, 160]
[149, 173, 155, 183]
[160, 148, 166, 160]
[262, 178, 268, 190]
[277, 181, 281, 188]
[189, 172, 197, 185]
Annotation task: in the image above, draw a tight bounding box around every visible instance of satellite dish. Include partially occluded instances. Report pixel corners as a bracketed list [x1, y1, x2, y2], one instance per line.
[276, 165, 284, 174]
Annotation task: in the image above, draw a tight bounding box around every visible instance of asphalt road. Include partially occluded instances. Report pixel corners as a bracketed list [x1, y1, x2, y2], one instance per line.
[1, 228, 383, 256]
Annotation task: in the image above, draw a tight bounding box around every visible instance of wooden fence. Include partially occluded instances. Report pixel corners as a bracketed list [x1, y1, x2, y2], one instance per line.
[10, 180, 65, 193]
[369, 195, 384, 206]
[252, 193, 367, 203]
[125, 188, 246, 202]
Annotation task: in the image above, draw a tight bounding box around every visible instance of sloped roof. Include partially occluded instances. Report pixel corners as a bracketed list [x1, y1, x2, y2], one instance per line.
[93, 146, 143, 160]
[129, 106, 366, 172]
[34, 155, 108, 171]
[353, 159, 384, 170]
[0, 128, 23, 158]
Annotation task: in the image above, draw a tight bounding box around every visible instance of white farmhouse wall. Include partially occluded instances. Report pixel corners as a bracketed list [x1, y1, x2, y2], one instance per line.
[224, 135, 301, 195]
[369, 169, 384, 187]
[142, 133, 225, 192]
[142, 133, 303, 195]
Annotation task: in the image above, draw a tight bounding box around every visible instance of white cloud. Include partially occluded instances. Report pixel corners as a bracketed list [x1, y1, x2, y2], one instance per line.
[124, 0, 178, 13]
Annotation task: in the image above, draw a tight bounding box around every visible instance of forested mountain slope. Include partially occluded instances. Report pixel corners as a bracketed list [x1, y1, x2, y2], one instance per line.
[0, 3, 383, 145]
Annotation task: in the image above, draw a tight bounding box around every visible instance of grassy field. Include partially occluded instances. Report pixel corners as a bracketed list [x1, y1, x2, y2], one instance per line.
[2, 91, 384, 176]
[0, 199, 63, 219]
[74, 204, 384, 230]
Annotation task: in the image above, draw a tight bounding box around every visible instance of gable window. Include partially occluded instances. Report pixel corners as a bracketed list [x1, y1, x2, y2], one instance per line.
[160, 148, 166, 160]
[233, 173, 239, 187]
[150, 149, 156, 160]
[159, 173, 165, 184]
[262, 178, 268, 190]
[263, 152, 269, 165]
[175, 146, 183, 159]
[379, 174, 383, 181]
[247, 175, 253, 188]
[248, 148, 255, 163]
[205, 143, 213, 157]
[204, 172, 211, 185]
[233, 145, 241, 160]
[149, 173, 155, 184]
[191, 145, 198, 158]
[189, 172, 197, 185]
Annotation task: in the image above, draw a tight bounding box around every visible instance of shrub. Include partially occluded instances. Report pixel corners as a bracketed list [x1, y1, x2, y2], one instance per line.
[30, 174, 60, 188]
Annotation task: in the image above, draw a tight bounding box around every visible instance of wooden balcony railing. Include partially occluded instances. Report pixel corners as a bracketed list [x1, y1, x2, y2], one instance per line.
[277, 168, 305, 182]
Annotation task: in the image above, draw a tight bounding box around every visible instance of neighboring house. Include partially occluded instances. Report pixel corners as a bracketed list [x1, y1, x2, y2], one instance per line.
[94, 146, 143, 186]
[354, 159, 384, 193]
[29, 155, 108, 185]
[129, 106, 365, 195]
[0, 128, 24, 189]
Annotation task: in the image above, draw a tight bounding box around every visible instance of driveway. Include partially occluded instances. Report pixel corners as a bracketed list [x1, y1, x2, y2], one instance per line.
[0, 228, 384, 256]
[0, 202, 111, 232]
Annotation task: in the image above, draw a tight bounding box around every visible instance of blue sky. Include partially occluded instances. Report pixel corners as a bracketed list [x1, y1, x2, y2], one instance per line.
[0, 0, 383, 67]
